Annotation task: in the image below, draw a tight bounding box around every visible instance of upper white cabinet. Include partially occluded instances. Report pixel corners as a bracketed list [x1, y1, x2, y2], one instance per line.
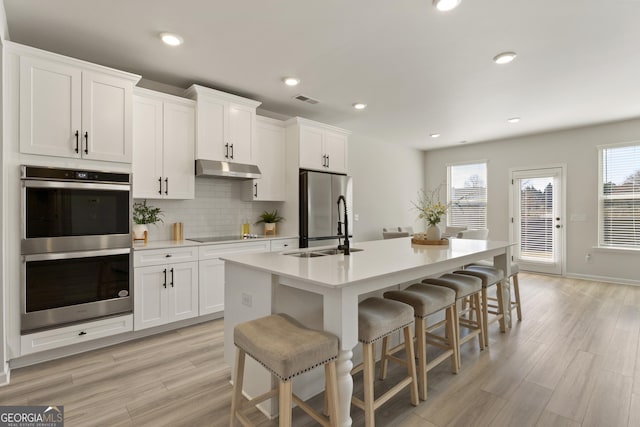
[243, 116, 286, 201]
[133, 88, 195, 199]
[184, 84, 261, 164]
[17, 46, 140, 163]
[285, 117, 350, 174]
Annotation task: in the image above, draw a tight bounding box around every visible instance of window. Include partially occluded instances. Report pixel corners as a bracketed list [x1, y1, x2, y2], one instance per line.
[447, 162, 487, 229]
[599, 142, 640, 248]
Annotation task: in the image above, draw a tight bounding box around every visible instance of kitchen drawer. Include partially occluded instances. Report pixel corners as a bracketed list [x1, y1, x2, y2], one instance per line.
[21, 315, 133, 355]
[134, 246, 198, 267]
[270, 238, 299, 252]
[199, 241, 270, 260]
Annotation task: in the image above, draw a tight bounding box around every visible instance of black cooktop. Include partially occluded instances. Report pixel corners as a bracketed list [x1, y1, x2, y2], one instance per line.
[187, 235, 263, 243]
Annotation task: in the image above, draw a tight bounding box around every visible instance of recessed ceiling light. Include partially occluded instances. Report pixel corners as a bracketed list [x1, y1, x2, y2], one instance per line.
[430, 133, 441, 138]
[283, 77, 300, 86]
[507, 117, 521, 123]
[353, 103, 367, 110]
[160, 32, 184, 46]
[493, 51, 517, 64]
[433, 0, 461, 12]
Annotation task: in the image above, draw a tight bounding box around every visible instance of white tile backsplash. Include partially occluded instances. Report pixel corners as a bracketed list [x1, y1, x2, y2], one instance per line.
[135, 177, 282, 241]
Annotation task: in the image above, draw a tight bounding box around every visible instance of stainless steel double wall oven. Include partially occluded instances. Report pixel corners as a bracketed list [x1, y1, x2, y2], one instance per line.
[21, 165, 133, 332]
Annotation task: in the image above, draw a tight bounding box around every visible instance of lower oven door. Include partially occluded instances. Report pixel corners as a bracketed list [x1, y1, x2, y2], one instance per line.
[22, 248, 132, 333]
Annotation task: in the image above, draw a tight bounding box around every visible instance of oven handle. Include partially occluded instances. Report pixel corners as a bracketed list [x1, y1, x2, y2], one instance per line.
[22, 180, 130, 191]
[23, 248, 130, 262]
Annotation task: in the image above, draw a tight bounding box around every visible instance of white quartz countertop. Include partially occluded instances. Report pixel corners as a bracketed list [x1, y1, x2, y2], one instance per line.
[222, 237, 514, 288]
[133, 235, 297, 251]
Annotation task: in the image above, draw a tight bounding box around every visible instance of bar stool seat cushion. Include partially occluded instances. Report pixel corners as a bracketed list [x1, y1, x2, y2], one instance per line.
[234, 313, 338, 381]
[384, 284, 456, 318]
[455, 265, 504, 287]
[422, 273, 482, 298]
[472, 260, 520, 275]
[358, 297, 414, 343]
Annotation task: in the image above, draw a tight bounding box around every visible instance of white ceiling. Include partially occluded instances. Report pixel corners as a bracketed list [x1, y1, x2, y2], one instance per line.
[4, 0, 640, 150]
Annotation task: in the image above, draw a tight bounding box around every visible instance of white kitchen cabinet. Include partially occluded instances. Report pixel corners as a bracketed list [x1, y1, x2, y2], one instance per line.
[133, 247, 199, 331]
[185, 84, 261, 164]
[243, 116, 286, 201]
[18, 48, 139, 163]
[285, 117, 350, 174]
[198, 241, 270, 316]
[133, 88, 195, 199]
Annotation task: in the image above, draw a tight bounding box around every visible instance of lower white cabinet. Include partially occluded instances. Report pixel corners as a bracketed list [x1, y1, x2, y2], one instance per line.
[134, 260, 199, 331]
[199, 241, 270, 316]
[21, 314, 133, 356]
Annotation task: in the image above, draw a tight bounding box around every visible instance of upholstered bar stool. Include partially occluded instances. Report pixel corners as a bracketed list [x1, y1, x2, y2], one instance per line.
[455, 265, 506, 347]
[352, 297, 419, 427]
[382, 283, 458, 400]
[231, 313, 339, 427]
[472, 260, 522, 321]
[422, 273, 484, 369]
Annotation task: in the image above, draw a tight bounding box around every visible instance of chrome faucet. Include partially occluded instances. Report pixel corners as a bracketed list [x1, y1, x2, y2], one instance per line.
[336, 195, 350, 255]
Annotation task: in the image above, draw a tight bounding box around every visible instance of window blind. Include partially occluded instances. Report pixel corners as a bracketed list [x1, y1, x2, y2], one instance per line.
[519, 178, 554, 261]
[600, 143, 640, 248]
[447, 162, 487, 229]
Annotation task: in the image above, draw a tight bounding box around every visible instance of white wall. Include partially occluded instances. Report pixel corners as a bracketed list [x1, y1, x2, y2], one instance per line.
[0, 0, 9, 384]
[424, 118, 640, 284]
[349, 133, 425, 242]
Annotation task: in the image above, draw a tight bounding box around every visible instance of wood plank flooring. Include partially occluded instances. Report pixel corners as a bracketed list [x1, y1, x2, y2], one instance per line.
[1, 273, 639, 426]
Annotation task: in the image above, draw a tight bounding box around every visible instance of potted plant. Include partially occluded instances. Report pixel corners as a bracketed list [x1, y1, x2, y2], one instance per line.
[412, 185, 451, 240]
[133, 200, 163, 241]
[255, 209, 284, 235]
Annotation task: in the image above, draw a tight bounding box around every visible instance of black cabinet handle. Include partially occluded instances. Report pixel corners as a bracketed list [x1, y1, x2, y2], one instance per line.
[165, 254, 172, 258]
[254, 182, 258, 197]
[78, 331, 87, 336]
[326, 155, 330, 168]
[322, 155, 326, 167]
[84, 131, 88, 154]
[170, 268, 174, 287]
[230, 143, 234, 159]
[165, 178, 168, 195]
[225, 143, 229, 159]
[163, 268, 167, 288]
[75, 130, 79, 153]
[158, 177, 162, 195]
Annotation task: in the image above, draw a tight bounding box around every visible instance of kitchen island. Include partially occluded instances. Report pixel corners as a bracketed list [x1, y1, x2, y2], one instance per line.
[223, 237, 513, 426]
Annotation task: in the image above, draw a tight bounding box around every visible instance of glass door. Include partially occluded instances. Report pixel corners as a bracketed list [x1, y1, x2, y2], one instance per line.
[511, 167, 564, 274]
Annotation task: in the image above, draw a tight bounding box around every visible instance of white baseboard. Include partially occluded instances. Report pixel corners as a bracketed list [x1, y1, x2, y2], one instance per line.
[565, 272, 640, 287]
[0, 363, 10, 387]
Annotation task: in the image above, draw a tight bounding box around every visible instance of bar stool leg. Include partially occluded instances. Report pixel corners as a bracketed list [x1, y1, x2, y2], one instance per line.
[473, 293, 485, 351]
[363, 342, 376, 427]
[403, 326, 419, 406]
[230, 348, 246, 427]
[379, 337, 389, 380]
[445, 306, 460, 374]
[278, 380, 292, 427]
[415, 318, 428, 400]
[481, 288, 490, 347]
[325, 361, 339, 426]
[513, 274, 522, 321]
[496, 282, 506, 332]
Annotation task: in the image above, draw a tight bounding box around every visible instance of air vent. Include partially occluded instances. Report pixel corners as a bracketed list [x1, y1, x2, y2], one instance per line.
[293, 94, 320, 105]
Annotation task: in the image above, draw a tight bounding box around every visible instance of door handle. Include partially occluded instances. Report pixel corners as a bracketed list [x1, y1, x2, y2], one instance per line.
[230, 143, 234, 159]
[555, 225, 562, 228]
[75, 130, 79, 153]
[225, 143, 229, 159]
[83, 131, 89, 154]
[158, 177, 162, 195]
[170, 268, 174, 287]
[326, 155, 330, 168]
[165, 178, 169, 195]
[322, 155, 327, 167]
[254, 182, 258, 197]
[163, 268, 167, 288]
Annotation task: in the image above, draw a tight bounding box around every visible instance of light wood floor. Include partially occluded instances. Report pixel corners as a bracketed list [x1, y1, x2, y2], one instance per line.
[1, 273, 639, 426]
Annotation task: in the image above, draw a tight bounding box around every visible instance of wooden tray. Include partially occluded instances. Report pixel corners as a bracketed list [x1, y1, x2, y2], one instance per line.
[411, 235, 449, 245]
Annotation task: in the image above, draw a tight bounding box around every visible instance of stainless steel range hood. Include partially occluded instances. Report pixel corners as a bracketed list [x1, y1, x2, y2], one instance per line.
[195, 159, 261, 179]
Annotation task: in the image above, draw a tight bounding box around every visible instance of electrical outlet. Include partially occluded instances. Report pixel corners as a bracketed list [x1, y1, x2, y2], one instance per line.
[585, 253, 593, 264]
[354, 213, 360, 221]
[241, 293, 253, 307]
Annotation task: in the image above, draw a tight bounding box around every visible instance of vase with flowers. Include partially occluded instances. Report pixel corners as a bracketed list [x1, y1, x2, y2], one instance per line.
[412, 185, 450, 241]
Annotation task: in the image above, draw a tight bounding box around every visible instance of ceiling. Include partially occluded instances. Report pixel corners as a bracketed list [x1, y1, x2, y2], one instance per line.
[4, 0, 640, 150]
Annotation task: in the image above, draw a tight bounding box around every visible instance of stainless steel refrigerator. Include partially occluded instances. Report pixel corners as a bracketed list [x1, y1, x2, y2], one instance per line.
[299, 170, 353, 248]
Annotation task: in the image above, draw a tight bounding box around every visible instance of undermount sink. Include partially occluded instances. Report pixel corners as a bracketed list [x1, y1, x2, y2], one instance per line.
[284, 248, 364, 258]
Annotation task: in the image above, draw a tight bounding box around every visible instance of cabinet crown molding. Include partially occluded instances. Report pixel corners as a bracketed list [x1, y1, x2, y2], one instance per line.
[134, 87, 195, 106]
[284, 116, 351, 135]
[5, 41, 141, 83]
[184, 84, 261, 108]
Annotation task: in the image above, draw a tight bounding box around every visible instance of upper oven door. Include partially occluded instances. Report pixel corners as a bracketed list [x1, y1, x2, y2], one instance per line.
[22, 180, 131, 254]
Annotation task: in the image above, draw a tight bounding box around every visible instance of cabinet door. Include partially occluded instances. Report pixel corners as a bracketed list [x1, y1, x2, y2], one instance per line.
[299, 126, 325, 171]
[19, 56, 82, 158]
[195, 97, 227, 161]
[82, 71, 133, 162]
[324, 131, 348, 173]
[132, 95, 164, 198]
[228, 103, 254, 163]
[251, 121, 285, 201]
[163, 102, 195, 199]
[134, 265, 169, 330]
[168, 262, 199, 322]
[198, 257, 225, 315]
